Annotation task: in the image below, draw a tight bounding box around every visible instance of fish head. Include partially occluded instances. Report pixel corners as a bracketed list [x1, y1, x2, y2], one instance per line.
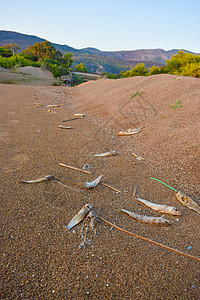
[85, 204, 93, 210]
[112, 151, 118, 155]
[171, 207, 181, 215]
[46, 175, 55, 181]
[175, 191, 188, 205]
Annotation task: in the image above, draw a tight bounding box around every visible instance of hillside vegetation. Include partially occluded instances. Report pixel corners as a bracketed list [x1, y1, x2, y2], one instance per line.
[0, 40, 200, 81]
[107, 51, 200, 79]
[0, 41, 73, 78]
[1, 30, 198, 74]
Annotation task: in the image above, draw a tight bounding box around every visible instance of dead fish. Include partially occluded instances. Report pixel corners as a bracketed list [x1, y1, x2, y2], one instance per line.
[21, 175, 55, 183]
[135, 197, 181, 215]
[57, 125, 72, 129]
[94, 151, 118, 157]
[120, 209, 171, 226]
[84, 174, 103, 189]
[36, 104, 60, 108]
[175, 191, 200, 215]
[66, 204, 92, 230]
[74, 113, 86, 118]
[117, 127, 143, 136]
[132, 152, 145, 161]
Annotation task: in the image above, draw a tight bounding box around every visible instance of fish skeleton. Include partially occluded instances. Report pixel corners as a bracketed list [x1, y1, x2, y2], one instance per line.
[66, 204, 92, 230]
[120, 209, 171, 226]
[117, 128, 143, 136]
[94, 151, 118, 157]
[135, 197, 181, 215]
[175, 191, 200, 215]
[57, 125, 72, 129]
[21, 175, 55, 183]
[84, 174, 103, 189]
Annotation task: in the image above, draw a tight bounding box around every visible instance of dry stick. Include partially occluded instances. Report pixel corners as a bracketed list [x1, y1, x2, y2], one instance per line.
[62, 117, 79, 122]
[102, 182, 122, 193]
[59, 163, 92, 174]
[98, 215, 200, 263]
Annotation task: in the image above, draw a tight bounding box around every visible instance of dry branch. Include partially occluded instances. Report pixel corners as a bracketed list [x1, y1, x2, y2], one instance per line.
[59, 163, 92, 174]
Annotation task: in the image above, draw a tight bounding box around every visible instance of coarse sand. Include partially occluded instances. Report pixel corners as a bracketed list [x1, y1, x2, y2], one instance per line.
[1, 74, 200, 299]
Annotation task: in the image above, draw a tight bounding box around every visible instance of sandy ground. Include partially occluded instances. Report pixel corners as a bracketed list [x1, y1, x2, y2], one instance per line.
[17, 66, 55, 80]
[0, 74, 200, 299]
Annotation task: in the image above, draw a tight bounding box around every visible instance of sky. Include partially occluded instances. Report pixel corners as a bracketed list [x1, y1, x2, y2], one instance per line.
[1, 0, 200, 53]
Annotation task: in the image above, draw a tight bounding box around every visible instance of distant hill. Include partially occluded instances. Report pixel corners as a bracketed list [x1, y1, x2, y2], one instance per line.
[0, 30, 198, 74]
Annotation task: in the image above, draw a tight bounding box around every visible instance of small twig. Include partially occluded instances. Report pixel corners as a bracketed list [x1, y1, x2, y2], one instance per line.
[132, 185, 138, 198]
[102, 182, 122, 193]
[59, 163, 92, 174]
[98, 216, 200, 263]
[62, 117, 79, 122]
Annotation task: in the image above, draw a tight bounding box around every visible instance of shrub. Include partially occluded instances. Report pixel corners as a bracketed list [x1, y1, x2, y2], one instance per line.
[0, 47, 12, 57]
[73, 75, 84, 86]
[0, 54, 41, 69]
[75, 62, 88, 72]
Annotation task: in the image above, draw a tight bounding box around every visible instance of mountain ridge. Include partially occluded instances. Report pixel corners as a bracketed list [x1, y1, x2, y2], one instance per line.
[0, 30, 198, 74]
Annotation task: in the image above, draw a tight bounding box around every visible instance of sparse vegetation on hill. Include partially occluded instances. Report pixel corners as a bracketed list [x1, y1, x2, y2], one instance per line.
[2, 31, 198, 74]
[108, 51, 200, 79]
[1, 38, 199, 81]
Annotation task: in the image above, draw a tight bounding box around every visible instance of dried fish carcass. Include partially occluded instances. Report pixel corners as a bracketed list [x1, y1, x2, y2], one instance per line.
[21, 175, 55, 183]
[83, 174, 103, 189]
[66, 204, 92, 230]
[94, 151, 118, 157]
[117, 127, 143, 136]
[135, 197, 181, 215]
[120, 209, 171, 226]
[175, 191, 200, 215]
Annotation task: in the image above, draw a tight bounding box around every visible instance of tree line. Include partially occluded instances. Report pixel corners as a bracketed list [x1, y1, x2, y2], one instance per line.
[106, 51, 200, 79]
[0, 41, 199, 79]
[0, 41, 88, 79]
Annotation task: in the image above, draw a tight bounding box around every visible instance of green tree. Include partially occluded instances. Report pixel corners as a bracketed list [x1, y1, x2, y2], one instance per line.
[122, 63, 148, 77]
[61, 53, 73, 68]
[22, 41, 57, 60]
[0, 47, 12, 57]
[149, 65, 166, 75]
[75, 62, 88, 72]
[55, 50, 63, 60]
[166, 51, 200, 77]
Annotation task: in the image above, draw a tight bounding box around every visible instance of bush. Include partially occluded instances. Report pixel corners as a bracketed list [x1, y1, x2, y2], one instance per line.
[0, 54, 41, 69]
[0, 47, 12, 57]
[107, 73, 120, 79]
[149, 65, 167, 75]
[75, 62, 88, 72]
[42, 58, 69, 78]
[73, 75, 84, 86]
[165, 51, 200, 77]
[121, 63, 148, 78]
